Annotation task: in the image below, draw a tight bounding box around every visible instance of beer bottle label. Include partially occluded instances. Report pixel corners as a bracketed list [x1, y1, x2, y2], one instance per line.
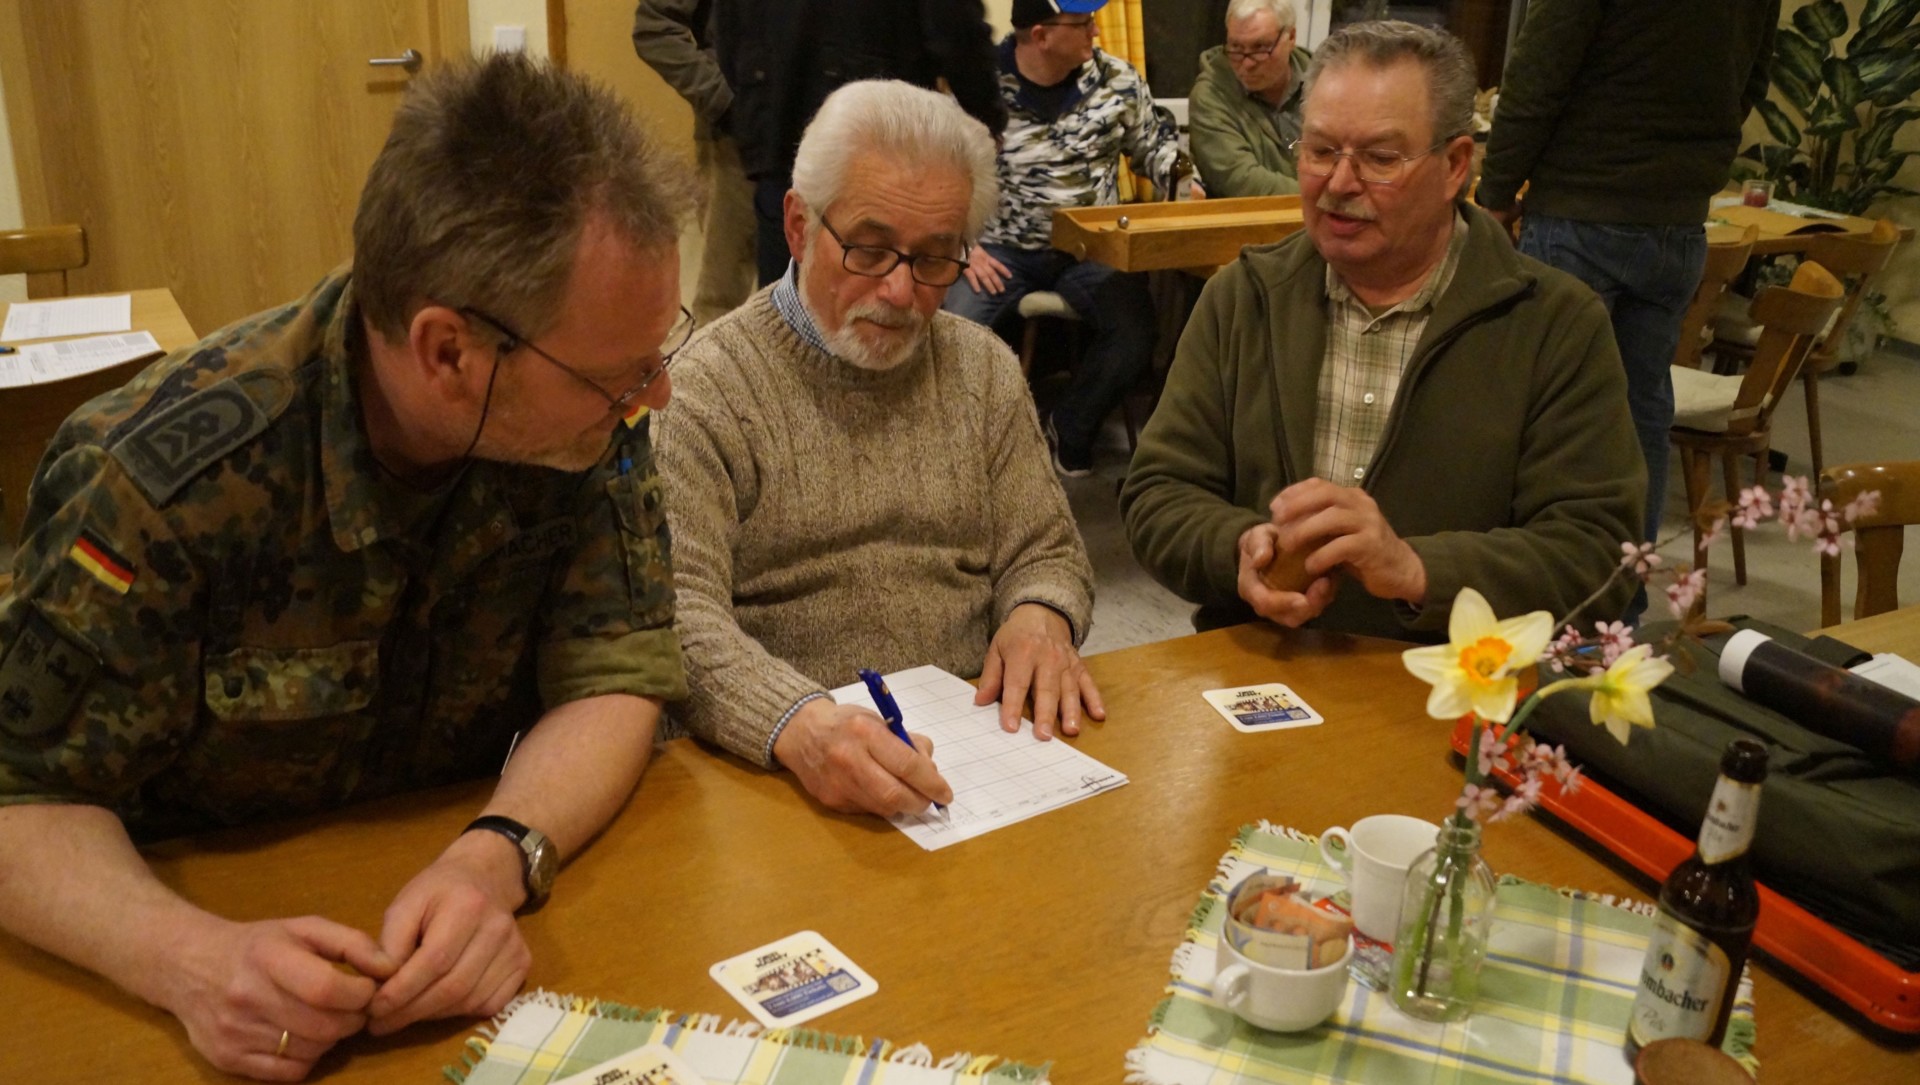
[1697, 778, 1760, 864]
[1628, 910, 1731, 1046]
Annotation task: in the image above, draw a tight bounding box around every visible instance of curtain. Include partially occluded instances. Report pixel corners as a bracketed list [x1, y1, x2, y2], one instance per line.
[1096, 0, 1151, 199]
[1096, 0, 1148, 76]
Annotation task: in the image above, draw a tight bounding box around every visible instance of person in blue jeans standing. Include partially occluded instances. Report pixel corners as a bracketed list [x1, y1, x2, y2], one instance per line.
[945, 0, 1189, 476]
[1475, 0, 1779, 554]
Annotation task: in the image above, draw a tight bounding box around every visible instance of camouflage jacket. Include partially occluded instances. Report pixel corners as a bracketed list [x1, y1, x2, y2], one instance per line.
[0, 269, 685, 841]
[979, 38, 1183, 252]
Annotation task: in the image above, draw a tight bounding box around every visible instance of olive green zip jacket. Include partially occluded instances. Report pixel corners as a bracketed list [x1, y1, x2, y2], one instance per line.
[1187, 44, 1313, 198]
[1120, 207, 1644, 640]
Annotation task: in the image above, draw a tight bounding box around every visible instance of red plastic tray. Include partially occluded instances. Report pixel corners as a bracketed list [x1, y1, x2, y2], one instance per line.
[1449, 717, 1920, 1033]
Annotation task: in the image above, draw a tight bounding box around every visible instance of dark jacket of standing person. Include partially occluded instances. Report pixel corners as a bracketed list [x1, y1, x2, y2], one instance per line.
[713, 0, 1006, 181]
[1476, 0, 1779, 226]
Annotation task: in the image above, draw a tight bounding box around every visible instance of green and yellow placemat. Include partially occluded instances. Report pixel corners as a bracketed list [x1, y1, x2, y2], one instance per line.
[447, 991, 1048, 1085]
[1125, 824, 1755, 1085]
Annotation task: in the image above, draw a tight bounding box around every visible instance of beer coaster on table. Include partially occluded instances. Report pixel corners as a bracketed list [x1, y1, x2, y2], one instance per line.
[1203, 683, 1325, 732]
[709, 930, 877, 1028]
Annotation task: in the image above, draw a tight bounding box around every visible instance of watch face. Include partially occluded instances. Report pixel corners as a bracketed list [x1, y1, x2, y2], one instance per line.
[524, 831, 558, 902]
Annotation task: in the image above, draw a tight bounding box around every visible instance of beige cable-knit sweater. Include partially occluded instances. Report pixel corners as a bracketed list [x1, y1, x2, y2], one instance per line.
[655, 289, 1095, 767]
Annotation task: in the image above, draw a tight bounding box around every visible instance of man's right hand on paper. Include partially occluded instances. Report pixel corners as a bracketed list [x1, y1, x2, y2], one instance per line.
[163, 913, 395, 1082]
[774, 698, 953, 818]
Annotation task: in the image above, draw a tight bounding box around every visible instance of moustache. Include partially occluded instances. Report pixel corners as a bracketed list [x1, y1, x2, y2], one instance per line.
[1315, 195, 1378, 221]
[846, 301, 924, 331]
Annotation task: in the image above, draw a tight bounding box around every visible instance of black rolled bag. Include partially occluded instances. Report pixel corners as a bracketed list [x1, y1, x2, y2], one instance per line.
[1526, 618, 1920, 965]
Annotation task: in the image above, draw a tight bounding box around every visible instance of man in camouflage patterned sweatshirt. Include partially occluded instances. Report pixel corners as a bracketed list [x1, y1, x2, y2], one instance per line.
[943, 0, 1189, 476]
[0, 56, 695, 1080]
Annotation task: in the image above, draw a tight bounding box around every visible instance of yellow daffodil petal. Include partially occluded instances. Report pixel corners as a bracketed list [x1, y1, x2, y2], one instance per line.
[1469, 673, 1521, 723]
[1491, 608, 1555, 668]
[1445, 587, 1499, 646]
[1586, 644, 1673, 745]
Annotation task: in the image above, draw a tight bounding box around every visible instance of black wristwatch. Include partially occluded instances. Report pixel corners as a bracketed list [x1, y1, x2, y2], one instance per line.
[464, 815, 558, 911]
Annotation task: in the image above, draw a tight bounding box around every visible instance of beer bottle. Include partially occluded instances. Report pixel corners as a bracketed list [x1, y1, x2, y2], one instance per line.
[1624, 738, 1767, 1060]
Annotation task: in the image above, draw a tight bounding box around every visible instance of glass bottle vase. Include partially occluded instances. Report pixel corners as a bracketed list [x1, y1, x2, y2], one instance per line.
[1389, 819, 1498, 1022]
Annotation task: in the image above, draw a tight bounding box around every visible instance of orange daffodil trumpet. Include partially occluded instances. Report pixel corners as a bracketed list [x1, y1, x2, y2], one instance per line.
[1402, 588, 1553, 725]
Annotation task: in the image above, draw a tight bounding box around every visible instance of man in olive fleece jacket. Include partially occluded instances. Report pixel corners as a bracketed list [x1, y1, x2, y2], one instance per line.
[1121, 21, 1643, 641]
[1475, 0, 1778, 547]
[1187, 0, 1313, 198]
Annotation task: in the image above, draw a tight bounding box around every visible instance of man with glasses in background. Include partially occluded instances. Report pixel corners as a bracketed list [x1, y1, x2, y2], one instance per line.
[944, 0, 1190, 477]
[656, 80, 1098, 819]
[1189, 0, 1314, 198]
[1122, 22, 1642, 642]
[0, 55, 696, 1079]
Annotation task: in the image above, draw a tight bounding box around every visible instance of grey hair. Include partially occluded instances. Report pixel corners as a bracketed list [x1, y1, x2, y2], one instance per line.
[1302, 20, 1477, 146]
[791, 80, 999, 242]
[1226, 0, 1297, 33]
[353, 52, 699, 344]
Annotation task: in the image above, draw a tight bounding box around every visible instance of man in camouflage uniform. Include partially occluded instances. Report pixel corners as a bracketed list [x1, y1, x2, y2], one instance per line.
[943, 0, 1189, 477]
[0, 56, 696, 1080]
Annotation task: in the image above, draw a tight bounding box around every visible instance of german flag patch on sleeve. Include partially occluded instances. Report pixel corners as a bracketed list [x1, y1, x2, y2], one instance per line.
[68, 532, 136, 595]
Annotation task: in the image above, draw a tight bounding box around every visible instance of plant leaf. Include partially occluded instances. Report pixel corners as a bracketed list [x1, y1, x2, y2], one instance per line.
[1857, 113, 1897, 166]
[1795, 0, 1850, 43]
[1855, 0, 1920, 52]
[1806, 94, 1860, 137]
[1756, 99, 1803, 147]
[1852, 48, 1920, 106]
[1771, 29, 1825, 114]
[1824, 57, 1867, 111]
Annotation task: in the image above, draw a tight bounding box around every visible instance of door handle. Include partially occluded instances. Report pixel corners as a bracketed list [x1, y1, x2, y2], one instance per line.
[368, 48, 423, 73]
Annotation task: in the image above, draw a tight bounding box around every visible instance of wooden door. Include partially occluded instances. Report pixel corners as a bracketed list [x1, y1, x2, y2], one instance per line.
[0, 0, 465, 333]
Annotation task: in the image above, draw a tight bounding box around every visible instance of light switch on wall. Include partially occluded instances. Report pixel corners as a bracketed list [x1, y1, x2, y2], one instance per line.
[493, 24, 527, 52]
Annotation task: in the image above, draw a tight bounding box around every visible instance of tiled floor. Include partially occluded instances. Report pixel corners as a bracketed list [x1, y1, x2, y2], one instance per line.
[1066, 346, 1920, 657]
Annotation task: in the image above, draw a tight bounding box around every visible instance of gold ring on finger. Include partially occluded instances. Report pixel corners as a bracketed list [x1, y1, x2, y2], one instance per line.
[276, 1030, 290, 1058]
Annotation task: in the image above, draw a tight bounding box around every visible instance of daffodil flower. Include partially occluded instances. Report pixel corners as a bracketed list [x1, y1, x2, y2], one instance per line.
[1585, 644, 1675, 744]
[1402, 588, 1553, 724]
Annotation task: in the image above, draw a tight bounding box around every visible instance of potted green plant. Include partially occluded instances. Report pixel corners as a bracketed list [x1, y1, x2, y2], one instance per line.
[1734, 0, 1919, 365]
[1739, 0, 1920, 215]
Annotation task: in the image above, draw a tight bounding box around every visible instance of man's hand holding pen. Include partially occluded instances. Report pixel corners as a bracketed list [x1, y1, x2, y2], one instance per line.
[773, 699, 952, 818]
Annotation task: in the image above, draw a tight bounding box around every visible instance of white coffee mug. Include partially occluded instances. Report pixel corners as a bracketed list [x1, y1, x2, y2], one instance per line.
[1213, 932, 1353, 1032]
[1319, 814, 1440, 940]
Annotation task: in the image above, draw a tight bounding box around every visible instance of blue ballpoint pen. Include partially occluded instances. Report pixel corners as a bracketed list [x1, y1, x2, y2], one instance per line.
[857, 668, 948, 814]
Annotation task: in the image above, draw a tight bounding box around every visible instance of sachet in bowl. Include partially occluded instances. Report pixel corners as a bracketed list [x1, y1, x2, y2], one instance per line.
[1214, 872, 1354, 1031]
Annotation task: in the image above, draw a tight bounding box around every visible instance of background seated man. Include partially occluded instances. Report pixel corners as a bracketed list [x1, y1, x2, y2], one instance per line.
[944, 0, 1189, 477]
[1120, 21, 1642, 641]
[657, 80, 1100, 819]
[0, 56, 695, 1080]
[1189, 0, 1313, 198]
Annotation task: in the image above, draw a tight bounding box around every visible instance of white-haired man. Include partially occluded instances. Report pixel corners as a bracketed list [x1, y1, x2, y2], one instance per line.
[1189, 0, 1313, 198]
[656, 80, 1101, 819]
[1122, 22, 1643, 642]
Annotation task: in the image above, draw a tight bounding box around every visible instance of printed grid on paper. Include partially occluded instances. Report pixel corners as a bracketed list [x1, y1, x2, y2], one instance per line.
[831, 665, 1128, 851]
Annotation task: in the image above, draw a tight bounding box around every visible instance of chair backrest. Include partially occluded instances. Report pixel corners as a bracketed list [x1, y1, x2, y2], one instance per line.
[1819, 459, 1920, 625]
[1672, 225, 1757, 369]
[1722, 259, 1844, 437]
[1801, 219, 1901, 375]
[0, 224, 88, 297]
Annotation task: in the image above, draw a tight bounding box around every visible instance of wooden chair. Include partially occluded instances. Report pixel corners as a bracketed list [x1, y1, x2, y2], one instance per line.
[1669, 259, 1843, 588]
[1798, 220, 1901, 481]
[1671, 226, 1756, 370]
[1819, 460, 1920, 626]
[0, 224, 88, 297]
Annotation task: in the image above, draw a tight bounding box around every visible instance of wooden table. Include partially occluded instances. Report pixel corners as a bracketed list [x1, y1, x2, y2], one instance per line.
[0, 288, 198, 542]
[1051, 196, 1304, 273]
[1706, 202, 1916, 257]
[4, 616, 1917, 1083]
